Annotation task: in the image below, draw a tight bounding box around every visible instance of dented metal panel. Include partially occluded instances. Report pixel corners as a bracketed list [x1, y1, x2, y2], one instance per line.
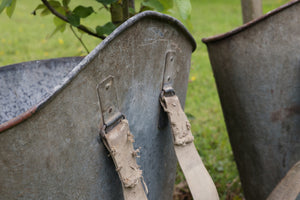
[0, 11, 195, 199]
[203, 1, 300, 200]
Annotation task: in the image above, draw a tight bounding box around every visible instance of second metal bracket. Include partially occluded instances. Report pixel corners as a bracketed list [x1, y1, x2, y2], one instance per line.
[159, 51, 177, 129]
[97, 76, 123, 132]
[162, 51, 177, 89]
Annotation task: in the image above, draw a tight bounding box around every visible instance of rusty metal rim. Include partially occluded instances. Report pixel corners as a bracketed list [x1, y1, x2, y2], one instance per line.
[0, 106, 37, 133]
[0, 11, 196, 133]
[202, 0, 300, 43]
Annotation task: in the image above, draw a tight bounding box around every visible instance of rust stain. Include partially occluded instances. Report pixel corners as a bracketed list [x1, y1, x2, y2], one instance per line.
[286, 105, 300, 117]
[271, 110, 283, 122]
[0, 106, 37, 133]
[271, 104, 300, 122]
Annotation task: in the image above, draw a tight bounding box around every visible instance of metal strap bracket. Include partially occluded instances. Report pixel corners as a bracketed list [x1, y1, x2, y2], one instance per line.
[97, 76, 124, 134]
[162, 51, 177, 90]
[160, 50, 194, 144]
[158, 51, 177, 129]
[97, 76, 148, 200]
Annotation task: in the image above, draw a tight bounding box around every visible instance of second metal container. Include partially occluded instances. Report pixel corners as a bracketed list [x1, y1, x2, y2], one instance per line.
[203, 1, 300, 200]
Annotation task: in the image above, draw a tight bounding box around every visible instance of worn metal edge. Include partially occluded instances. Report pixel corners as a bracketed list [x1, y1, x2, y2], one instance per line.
[0, 11, 196, 133]
[202, 0, 300, 43]
[0, 57, 83, 72]
[0, 106, 38, 133]
[0, 57, 84, 133]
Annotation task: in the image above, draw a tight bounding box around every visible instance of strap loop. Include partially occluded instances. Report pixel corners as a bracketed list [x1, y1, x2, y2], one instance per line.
[160, 91, 219, 200]
[160, 94, 194, 146]
[266, 161, 300, 200]
[101, 119, 148, 200]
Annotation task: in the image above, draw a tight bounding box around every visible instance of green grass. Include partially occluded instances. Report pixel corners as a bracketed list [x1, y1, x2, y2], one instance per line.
[0, 0, 290, 199]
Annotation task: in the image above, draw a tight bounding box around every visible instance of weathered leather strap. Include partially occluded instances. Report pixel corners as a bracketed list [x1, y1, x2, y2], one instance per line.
[101, 119, 148, 200]
[266, 161, 300, 200]
[160, 94, 219, 200]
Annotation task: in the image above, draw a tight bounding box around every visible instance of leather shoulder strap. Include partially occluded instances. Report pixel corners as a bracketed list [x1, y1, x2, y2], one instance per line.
[160, 93, 219, 200]
[267, 161, 300, 200]
[101, 119, 148, 200]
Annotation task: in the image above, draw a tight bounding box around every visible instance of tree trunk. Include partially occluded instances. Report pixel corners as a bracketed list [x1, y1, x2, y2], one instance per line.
[241, 0, 262, 24]
[122, 0, 129, 21]
[110, 2, 123, 26]
[129, 0, 135, 10]
[110, 0, 134, 26]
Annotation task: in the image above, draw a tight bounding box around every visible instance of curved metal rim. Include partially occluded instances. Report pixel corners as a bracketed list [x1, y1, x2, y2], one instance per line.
[202, 0, 300, 43]
[0, 107, 37, 133]
[0, 11, 196, 133]
[0, 57, 83, 73]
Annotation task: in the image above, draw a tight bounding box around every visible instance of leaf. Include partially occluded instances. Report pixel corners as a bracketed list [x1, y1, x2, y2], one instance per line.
[53, 16, 65, 26]
[73, 6, 94, 18]
[49, 23, 66, 38]
[60, 24, 66, 32]
[50, 17, 66, 38]
[32, 4, 46, 15]
[174, 0, 191, 20]
[48, 0, 61, 8]
[140, 5, 152, 12]
[128, 7, 135, 15]
[34, 1, 64, 16]
[40, 7, 51, 16]
[56, 6, 66, 15]
[62, 0, 71, 7]
[159, 0, 173, 10]
[96, 22, 116, 36]
[5, 0, 16, 18]
[141, 0, 164, 12]
[0, 0, 12, 14]
[95, 0, 118, 6]
[39, 1, 62, 16]
[67, 13, 80, 27]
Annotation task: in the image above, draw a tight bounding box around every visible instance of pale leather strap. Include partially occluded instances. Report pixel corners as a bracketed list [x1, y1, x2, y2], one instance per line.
[102, 119, 148, 200]
[267, 161, 300, 200]
[161, 94, 219, 200]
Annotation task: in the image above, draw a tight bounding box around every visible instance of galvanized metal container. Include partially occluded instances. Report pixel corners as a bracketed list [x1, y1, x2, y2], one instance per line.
[203, 1, 300, 200]
[0, 11, 196, 199]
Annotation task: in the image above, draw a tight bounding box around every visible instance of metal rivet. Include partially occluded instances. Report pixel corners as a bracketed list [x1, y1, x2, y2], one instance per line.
[105, 82, 111, 90]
